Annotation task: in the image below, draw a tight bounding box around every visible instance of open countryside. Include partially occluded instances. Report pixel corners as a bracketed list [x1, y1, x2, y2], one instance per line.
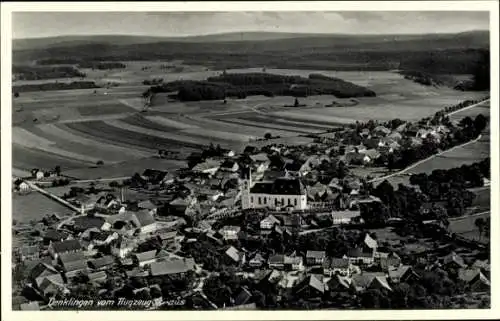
[10, 11, 492, 312]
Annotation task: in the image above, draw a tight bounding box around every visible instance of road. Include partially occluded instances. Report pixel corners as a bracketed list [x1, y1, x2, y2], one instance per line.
[369, 134, 483, 183]
[25, 181, 80, 212]
[448, 211, 490, 222]
[446, 98, 490, 117]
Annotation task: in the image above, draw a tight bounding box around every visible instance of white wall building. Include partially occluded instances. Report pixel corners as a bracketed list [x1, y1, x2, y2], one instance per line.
[241, 171, 307, 210]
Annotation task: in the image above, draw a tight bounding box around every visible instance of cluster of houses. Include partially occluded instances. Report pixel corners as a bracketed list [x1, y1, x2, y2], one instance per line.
[12, 108, 489, 310]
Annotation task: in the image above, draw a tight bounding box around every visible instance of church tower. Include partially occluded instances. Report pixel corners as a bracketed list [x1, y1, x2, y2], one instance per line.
[241, 166, 252, 209]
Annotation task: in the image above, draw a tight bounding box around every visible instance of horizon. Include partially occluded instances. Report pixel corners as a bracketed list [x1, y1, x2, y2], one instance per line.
[13, 28, 490, 41]
[12, 11, 490, 39]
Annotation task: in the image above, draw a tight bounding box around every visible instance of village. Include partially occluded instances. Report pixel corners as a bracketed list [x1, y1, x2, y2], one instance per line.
[12, 97, 491, 310]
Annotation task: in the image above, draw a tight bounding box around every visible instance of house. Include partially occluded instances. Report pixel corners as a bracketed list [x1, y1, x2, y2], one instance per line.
[157, 230, 179, 247]
[248, 253, 266, 268]
[243, 145, 258, 154]
[72, 216, 106, 233]
[306, 250, 326, 266]
[20, 301, 40, 311]
[373, 126, 391, 137]
[232, 286, 253, 307]
[88, 271, 108, 283]
[388, 265, 420, 283]
[30, 262, 59, 287]
[192, 159, 221, 175]
[242, 177, 307, 210]
[18, 245, 40, 261]
[323, 258, 352, 277]
[91, 231, 119, 246]
[442, 252, 466, 269]
[218, 225, 241, 241]
[458, 268, 490, 292]
[364, 149, 381, 162]
[112, 237, 136, 258]
[219, 159, 239, 172]
[133, 250, 158, 267]
[346, 248, 375, 265]
[260, 214, 281, 230]
[43, 229, 69, 244]
[49, 239, 82, 259]
[351, 272, 392, 292]
[225, 246, 246, 265]
[379, 252, 402, 271]
[363, 233, 378, 252]
[88, 255, 115, 270]
[327, 274, 351, 292]
[331, 210, 361, 225]
[63, 259, 89, 278]
[37, 273, 68, 297]
[294, 274, 325, 297]
[142, 169, 169, 185]
[134, 210, 159, 234]
[138, 200, 158, 214]
[149, 258, 195, 277]
[268, 254, 304, 271]
[344, 151, 370, 165]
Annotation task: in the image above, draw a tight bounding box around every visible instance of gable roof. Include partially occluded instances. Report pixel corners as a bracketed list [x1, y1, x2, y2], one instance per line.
[250, 153, 270, 163]
[306, 250, 326, 259]
[364, 234, 378, 249]
[250, 178, 306, 195]
[150, 258, 195, 276]
[63, 259, 88, 272]
[89, 256, 115, 269]
[306, 274, 325, 293]
[20, 301, 40, 311]
[52, 239, 82, 253]
[233, 286, 253, 306]
[134, 210, 156, 227]
[59, 251, 86, 265]
[225, 246, 243, 262]
[134, 250, 157, 262]
[324, 257, 350, 269]
[261, 215, 281, 226]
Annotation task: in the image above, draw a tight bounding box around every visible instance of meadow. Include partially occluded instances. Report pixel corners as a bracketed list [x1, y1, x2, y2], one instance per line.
[11, 65, 490, 181]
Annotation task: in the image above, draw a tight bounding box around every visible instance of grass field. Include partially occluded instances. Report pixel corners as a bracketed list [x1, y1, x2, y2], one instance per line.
[448, 212, 490, 243]
[12, 67, 490, 182]
[13, 192, 74, 223]
[63, 157, 187, 180]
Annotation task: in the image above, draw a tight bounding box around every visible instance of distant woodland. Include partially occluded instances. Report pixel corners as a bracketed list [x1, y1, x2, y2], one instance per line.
[143, 72, 376, 101]
[13, 81, 100, 93]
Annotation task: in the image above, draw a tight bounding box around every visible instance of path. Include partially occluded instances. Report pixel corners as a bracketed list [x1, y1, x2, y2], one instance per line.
[448, 211, 490, 222]
[369, 134, 483, 183]
[25, 181, 80, 212]
[446, 99, 490, 117]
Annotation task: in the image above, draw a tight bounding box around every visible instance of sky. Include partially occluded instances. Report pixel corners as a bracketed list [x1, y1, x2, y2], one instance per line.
[12, 11, 490, 39]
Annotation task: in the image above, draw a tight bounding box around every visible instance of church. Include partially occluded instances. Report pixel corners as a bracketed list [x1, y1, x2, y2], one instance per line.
[241, 168, 308, 211]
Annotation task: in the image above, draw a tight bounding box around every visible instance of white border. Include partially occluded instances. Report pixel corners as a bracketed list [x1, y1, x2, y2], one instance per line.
[1, 2, 499, 320]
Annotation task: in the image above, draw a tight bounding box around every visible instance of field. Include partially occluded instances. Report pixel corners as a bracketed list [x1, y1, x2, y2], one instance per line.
[12, 65, 490, 181]
[448, 212, 490, 243]
[12, 192, 74, 223]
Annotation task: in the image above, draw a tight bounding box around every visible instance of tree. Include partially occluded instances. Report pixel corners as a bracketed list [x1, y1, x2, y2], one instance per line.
[474, 114, 488, 134]
[264, 132, 272, 140]
[96, 160, 104, 166]
[475, 218, 485, 240]
[14, 92, 20, 98]
[54, 165, 61, 176]
[294, 98, 300, 107]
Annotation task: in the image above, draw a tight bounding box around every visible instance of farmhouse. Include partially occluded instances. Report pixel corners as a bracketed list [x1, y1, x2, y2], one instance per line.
[331, 210, 361, 225]
[192, 159, 221, 175]
[242, 176, 307, 210]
